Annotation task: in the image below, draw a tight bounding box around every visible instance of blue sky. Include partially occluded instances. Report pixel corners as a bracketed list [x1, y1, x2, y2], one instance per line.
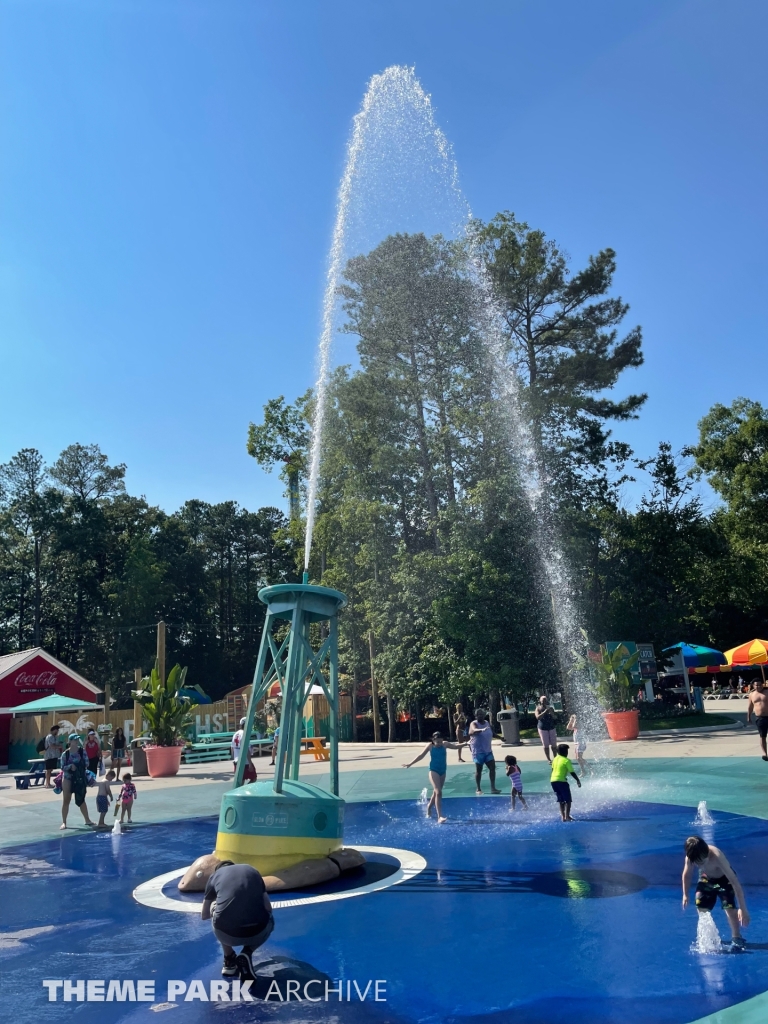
[1, 0, 766, 515]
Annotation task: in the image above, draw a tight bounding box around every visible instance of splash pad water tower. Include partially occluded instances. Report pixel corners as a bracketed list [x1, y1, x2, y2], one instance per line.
[215, 577, 347, 874]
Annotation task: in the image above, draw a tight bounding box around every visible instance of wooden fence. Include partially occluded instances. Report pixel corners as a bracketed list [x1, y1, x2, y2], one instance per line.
[8, 699, 232, 771]
[8, 693, 353, 769]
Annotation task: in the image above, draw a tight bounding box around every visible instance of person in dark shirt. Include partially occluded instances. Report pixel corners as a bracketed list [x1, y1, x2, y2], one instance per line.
[535, 696, 559, 764]
[202, 861, 274, 981]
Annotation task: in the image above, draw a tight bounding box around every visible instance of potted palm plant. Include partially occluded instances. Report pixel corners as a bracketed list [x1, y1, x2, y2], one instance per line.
[131, 662, 198, 777]
[588, 645, 641, 741]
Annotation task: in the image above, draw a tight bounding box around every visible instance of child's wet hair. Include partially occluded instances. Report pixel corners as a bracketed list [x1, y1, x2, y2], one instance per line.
[504, 755, 517, 766]
[122, 773, 132, 781]
[556, 743, 569, 756]
[106, 770, 116, 779]
[685, 835, 709, 862]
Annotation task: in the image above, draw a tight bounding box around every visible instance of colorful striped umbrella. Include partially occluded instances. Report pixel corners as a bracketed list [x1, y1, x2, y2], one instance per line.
[724, 639, 768, 682]
[663, 643, 726, 669]
[662, 643, 727, 703]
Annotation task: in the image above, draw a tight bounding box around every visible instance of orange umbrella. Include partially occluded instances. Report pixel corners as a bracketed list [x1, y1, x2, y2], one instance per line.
[724, 639, 768, 683]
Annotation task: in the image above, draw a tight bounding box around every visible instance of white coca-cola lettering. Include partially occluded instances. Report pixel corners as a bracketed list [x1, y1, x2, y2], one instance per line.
[14, 670, 59, 689]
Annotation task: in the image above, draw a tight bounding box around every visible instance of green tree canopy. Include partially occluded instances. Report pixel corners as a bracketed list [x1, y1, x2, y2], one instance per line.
[690, 398, 768, 517]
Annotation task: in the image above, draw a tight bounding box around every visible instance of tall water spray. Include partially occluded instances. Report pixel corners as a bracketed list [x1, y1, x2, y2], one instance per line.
[304, 67, 466, 570]
[303, 66, 595, 727]
[305, 68, 462, 573]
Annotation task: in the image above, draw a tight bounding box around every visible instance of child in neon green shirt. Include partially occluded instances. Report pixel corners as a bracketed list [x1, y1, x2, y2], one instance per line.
[550, 743, 581, 821]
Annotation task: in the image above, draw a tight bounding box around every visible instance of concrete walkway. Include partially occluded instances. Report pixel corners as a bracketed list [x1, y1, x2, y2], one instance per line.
[2, 712, 767, 849]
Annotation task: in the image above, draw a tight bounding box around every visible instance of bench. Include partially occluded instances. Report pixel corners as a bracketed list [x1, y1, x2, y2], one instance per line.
[15, 772, 45, 789]
[16, 776, 42, 790]
[193, 733, 271, 754]
[182, 742, 231, 765]
[181, 738, 273, 765]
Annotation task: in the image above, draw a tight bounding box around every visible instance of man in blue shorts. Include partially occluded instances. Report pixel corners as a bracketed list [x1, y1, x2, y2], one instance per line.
[468, 709, 501, 795]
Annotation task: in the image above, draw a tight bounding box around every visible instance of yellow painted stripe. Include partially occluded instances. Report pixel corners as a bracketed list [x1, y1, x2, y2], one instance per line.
[214, 832, 342, 874]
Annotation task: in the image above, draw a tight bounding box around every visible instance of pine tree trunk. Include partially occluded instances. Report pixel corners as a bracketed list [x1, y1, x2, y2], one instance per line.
[34, 537, 42, 647]
[489, 690, 499, 732]
[415, 702, 424, 742]
[351, 656, 359, 741]
[18, 569, 25, 649]
[387, 692, 397, 742]
[437, 394, 456, 506]
[407, 342, 440, 544]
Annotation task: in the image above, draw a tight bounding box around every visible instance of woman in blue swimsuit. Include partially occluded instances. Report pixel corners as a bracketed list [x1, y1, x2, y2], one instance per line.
[403, 731, 467, 823]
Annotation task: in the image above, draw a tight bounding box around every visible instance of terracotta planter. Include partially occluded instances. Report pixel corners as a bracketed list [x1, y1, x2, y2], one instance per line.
[145, 744, 183, 778]
[602, 710, 640, 741]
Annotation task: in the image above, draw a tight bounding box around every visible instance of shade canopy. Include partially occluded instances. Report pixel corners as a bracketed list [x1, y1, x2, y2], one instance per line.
[663, 643, 726, 669]
[724, 639, 768, 667]
[10, 694, 103, 716]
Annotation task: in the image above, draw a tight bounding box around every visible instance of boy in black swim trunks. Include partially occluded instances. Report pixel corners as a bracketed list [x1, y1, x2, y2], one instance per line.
[682, 835, 750, 952]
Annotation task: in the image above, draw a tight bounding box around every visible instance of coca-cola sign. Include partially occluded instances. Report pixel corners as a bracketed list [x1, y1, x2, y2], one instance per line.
[14, 670, 59, 691]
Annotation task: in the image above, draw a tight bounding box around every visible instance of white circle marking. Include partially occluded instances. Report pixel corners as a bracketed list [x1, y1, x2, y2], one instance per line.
[132, 845, 426, 913]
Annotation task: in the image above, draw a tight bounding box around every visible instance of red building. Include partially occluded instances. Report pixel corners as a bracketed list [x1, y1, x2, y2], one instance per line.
[0, 648, 101, 767]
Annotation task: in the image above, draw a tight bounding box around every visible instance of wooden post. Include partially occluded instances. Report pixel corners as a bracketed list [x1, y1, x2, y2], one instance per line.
[157, 621, 166, 684]
[682, 662, 693, 708]
[369, 630, 381, 744]
[133, 668, 143, 740]
[386, 691, 396, 743]
[329, 614, 340, 796]
[103, 683, 110, 727]
[351, 667, 358, 742]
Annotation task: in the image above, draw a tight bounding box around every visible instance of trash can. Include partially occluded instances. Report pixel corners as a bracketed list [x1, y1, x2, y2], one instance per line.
[130, 741, 148, 777]
[497, 709, 520, 746]
[693, 686, 704, 712]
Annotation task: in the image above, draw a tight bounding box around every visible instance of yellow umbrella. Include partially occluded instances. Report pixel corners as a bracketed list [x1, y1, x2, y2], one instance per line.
[724, 639, 768, 683]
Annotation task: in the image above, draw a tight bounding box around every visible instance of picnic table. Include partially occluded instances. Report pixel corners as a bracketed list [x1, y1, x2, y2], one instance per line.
[15, 759, 47, 790]
[300, 736, 329, 761]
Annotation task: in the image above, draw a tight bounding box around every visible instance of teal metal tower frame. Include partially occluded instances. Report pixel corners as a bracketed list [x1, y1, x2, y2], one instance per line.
[233, 581, 347, 796]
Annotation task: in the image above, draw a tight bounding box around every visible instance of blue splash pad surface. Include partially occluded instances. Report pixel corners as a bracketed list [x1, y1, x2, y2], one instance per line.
[2, 796, 768, 1024]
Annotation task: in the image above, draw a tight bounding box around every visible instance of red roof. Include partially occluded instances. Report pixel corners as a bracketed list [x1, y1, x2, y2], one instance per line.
[0, 648, 100, 713]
